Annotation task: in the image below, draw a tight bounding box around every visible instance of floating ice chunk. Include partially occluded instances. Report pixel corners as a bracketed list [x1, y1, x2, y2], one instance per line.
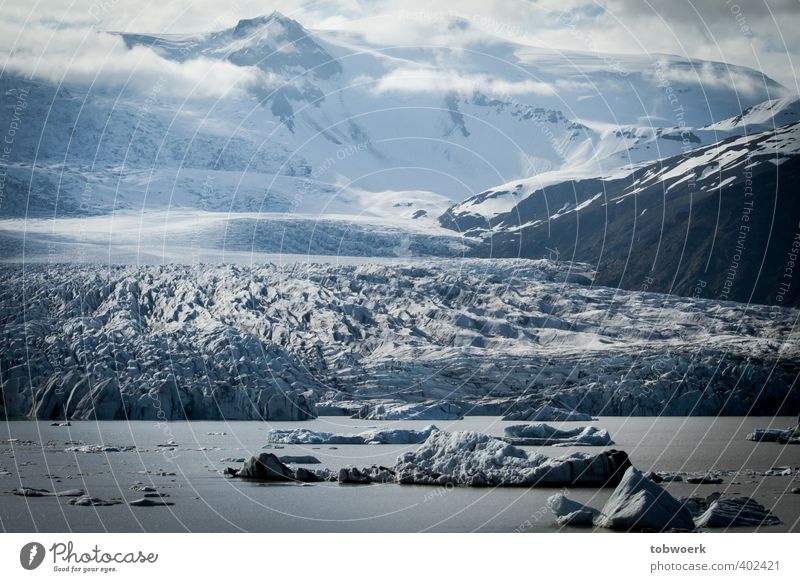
[129, 498, 175, 507]
[503, 405, 594, 422]
[547, 493, 599, 520]
[504, 424, 613, 446]
[557, 510, 596, 526]
[594, 467, 695, 531]
[337, 466, 396, 484]
[230, 453, 328, 482]
[687, 475, 723, 484]
[695, 497, 781, 527]
[746, 428, 794, 442]
[279, 455, 321, 464]
[68, 495, 120, 506]
[11, 487, 84, 497]
[394, 431, 630, 487]
[64, 444, 136, 453]
[267, 425, 439, 445]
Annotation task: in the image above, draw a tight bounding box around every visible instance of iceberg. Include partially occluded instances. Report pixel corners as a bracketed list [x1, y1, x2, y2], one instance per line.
[266, 425, 439, 445]
[695, 497, 781, 527]
[594, 467, 695, 531]
[503, 405, 594, 422]
[503, 424, 613, 446]
[547, 493, 599, 526]
[393, 431, 630, 486]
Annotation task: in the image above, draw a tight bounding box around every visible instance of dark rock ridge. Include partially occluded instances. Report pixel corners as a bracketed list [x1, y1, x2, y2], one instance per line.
[440, 122, 800, 307]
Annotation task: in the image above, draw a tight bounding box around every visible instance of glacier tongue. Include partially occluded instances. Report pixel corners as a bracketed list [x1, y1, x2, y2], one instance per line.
[0, 259, 797, 420]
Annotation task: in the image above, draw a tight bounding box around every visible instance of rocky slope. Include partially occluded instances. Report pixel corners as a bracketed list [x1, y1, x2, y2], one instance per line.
[1, 260, 797, 420]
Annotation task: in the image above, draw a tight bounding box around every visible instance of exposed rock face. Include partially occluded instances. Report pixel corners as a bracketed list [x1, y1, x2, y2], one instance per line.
[2, 262, 797, 420]
[503, 424, 613, 446]
[594, 467, 695, 531]
[266, 425, 439, 445]
[695, 497, 781, 527]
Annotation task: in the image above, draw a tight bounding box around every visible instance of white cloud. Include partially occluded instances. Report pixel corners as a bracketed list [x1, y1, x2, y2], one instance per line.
[1, 0, 798, 93]
[0, 23, 262, 99]
[360, 67, 556, 96]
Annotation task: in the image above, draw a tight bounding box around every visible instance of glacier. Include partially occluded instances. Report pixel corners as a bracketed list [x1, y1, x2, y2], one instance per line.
[1, 260, 796, 420]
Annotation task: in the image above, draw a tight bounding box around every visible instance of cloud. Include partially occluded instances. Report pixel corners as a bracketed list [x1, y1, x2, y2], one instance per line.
[359, 67, 556, 96]
[0, 23, 263, 99]
[2, 0, 798, 93]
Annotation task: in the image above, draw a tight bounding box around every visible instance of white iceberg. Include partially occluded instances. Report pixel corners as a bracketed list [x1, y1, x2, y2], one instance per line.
[504, 424, 613, 446]
[695, 497, 781, 527]
[266, 425, 439, 445]
[594, 467, 695, 531]
[547, 493, 599, 526]
[394, 431, 630, 487]
[503, 405, 594, 422]
[746, 428, 796, 442]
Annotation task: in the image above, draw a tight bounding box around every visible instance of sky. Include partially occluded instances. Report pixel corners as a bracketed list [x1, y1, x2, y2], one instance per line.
[1, 0, 798, 92]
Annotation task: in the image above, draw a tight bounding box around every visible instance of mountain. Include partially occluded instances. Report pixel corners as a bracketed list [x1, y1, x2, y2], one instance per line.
[440, 121, 800, 306]
[0, 12, 789, 222]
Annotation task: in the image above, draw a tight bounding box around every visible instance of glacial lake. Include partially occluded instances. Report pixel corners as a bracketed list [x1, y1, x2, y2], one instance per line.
[1, 417, 798, 532]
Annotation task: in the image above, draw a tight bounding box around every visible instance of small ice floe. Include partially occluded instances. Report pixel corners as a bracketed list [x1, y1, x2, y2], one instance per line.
[227, 453, 330, 483]
[279, 455, 321, 464]
[763, 466, 792, 476]
[594, 467, 695, 532]
[503, 424, 613, 446]
[791, 488, 800, 494]
[687, 474, 723, 485]
[338, 466, 395, 484]
[266, 425, 439, 445]
[64, 444, 136, 453]
[657, 473, 684, 483]
[129, 498, 174, 507]
[207, 432, 227, 436]
[156, 440, 178, 448]
[10, 487, 84, 497]
[130, 485, 158, 493]
[503, 404, 594, 422]
[68, 495, 120, 507]
[746, 428, 797, 443]
[547, 493, 599, 526]
[695, 497, 781, 527]
[220, 457, 246, 463]
[49, 422, 72, 427]
[679, 493, 721, 517]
